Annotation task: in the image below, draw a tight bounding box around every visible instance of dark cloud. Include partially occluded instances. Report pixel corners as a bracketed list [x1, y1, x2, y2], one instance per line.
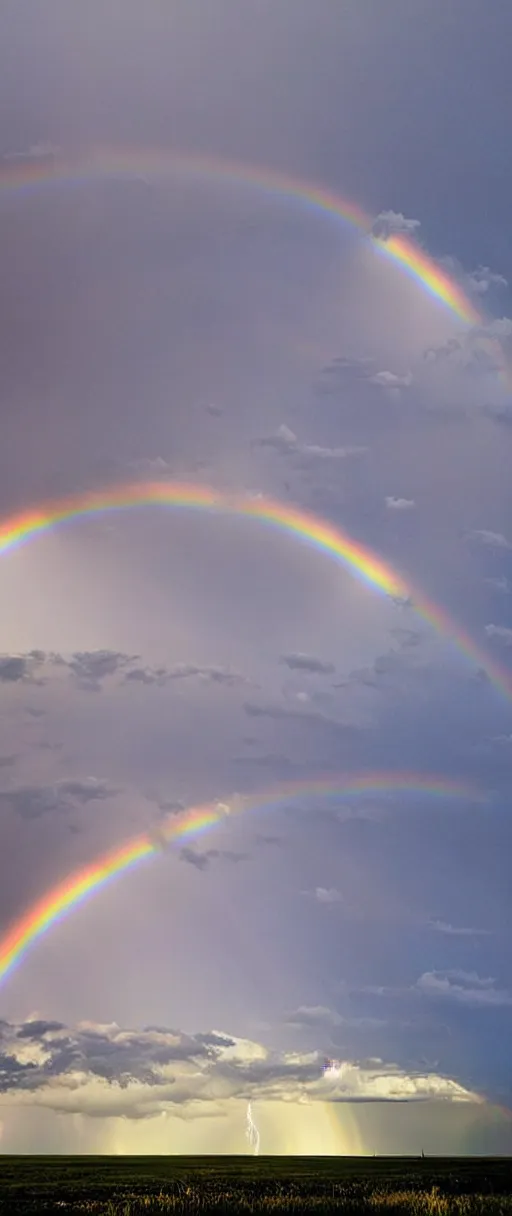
[16, 1020, 66, 1038]
[280, 652, 335, 675]
[126, 663, 250, 687]
[69, 650, 139, 688]
[416, 971, 512, 1009]
[179, 846, 249, 871]
[0, 656, 29, 682]
[482, 405, 512, 428]
[1, 777, 117, 820]
[385, 496, 416, 511]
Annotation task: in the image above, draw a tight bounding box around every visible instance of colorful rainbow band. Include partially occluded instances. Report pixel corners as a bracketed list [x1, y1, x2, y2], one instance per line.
[1, 480, 511, 700]
[0, 145, 484, 330]
[0, 773, 481, 987]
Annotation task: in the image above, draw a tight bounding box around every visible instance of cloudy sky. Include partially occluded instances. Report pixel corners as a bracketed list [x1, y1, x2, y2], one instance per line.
[0, 0, 511, 1155]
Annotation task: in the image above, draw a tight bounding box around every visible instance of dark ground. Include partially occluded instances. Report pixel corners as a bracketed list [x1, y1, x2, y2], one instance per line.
[0, 1155, 511, 1213]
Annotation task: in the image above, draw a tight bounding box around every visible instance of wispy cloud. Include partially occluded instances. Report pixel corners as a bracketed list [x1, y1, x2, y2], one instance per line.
[416, 971, 512, 1008]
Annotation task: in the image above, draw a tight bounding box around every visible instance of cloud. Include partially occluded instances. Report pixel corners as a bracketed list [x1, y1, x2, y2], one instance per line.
[389, 628, 422, 649]
[483, 404, 512, 427]
[466, 266, 508, 296]
[0, 1017, 478, 1117]
[179, 846, 249, 871]
[0, 656, 29, 682]
[126, 663, 250, 687]
[423, 320, 512, 377]
[484, 624, 512, 648]
[233, 751, 299, 776]
[313, 887, 344, 905]
[369, 370, 413, 391]
[285, 1005, 343, 1029]
[3, 142, 61, 162]
[280, 653, 335, 675]
[467, 529, 512, 550]
[1, 777, 117, 821]
[128, 456, 173, 476]
[371, 211, 421, 241]
[255, 424, 367, 462]
[424, 337, 463, 364]
[385, 496, 416, 511]
[319, 354, 375, 379]
[427, 920, 490, 938]
[484, 576, 512, 593]
[416, 971, 512, 1008]
[472, 317, 512, 344]
[69, 651, 139, 689]
[179, 847, 210, 871]
[243, 699, 362, 735]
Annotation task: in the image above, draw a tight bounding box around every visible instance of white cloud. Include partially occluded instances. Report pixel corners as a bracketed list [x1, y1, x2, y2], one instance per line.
[428, 919, 490, 938]
[3, 142, 61, 162]
[484, 576, 512, 594]
[484, 624, 512, 648]
[371, 211, 421, 241]
[467, 529, 512, 550]
[466, 266, 508, 296]
[256, 424, 367, 461]
[370, 370, 412, 390]
[472, 317, 512, 343]
[313, 886, 344, 904]
[0, 1017, 479, 1118]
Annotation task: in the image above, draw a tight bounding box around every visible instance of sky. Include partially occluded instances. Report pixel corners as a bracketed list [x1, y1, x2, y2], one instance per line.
[0, 0, 511, 1155]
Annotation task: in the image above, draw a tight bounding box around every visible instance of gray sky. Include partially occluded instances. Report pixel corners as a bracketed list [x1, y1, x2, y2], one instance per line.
[0, 0, 511, 1155]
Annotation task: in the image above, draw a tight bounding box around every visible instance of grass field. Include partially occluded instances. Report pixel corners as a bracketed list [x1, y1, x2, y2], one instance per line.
[0, 1156, 511, 1214]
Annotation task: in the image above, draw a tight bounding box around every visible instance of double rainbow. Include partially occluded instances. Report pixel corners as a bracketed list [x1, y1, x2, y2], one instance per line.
[0, 773, 481, 987]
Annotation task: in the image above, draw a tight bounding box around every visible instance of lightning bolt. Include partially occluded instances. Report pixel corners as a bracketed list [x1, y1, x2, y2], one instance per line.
[245, 1101, 260, 1156]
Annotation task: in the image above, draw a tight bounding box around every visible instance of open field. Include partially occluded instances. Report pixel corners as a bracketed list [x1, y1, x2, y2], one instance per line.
[0, 1156, 511, 1214]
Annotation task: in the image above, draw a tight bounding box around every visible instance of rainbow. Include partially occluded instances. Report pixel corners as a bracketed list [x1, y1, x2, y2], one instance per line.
[1, 480, 511, 700]
[0, 773, 481, 987]
[0, 144, 484, 328]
